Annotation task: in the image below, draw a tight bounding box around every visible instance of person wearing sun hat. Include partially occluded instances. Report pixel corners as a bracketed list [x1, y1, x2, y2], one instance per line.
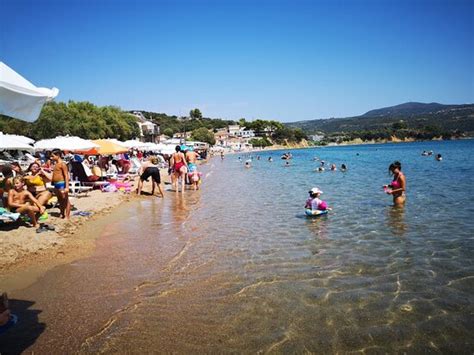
[305, 187, 331, 211]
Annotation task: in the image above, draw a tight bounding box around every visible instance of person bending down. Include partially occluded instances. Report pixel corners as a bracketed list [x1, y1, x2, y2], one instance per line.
[137, 157, 164, 197]
[8, 177, 46, 230]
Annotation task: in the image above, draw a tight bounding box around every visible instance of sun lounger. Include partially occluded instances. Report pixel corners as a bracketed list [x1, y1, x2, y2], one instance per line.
[69, 162, 109, 189]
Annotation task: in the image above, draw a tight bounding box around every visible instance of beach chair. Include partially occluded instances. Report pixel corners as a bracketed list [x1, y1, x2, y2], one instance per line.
[69, 162, 109, 189]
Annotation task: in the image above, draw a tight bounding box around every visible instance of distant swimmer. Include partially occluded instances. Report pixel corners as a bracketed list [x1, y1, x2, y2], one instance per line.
[422, 150, 429, 156]
[330, 164, 337, 171]
[320, 161, 325, 166]
[384, 161, 406, 206]
[435, 154, 442, 161]
[268, 157, 273, 162]
[340, 164, 347, 172]
[316, 167, 325, 172]
[245, 159, 252, 168]
[284, 161, 291, 167]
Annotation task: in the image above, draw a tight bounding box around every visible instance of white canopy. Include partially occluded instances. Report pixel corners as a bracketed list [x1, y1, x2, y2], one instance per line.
[0, 132, 34, 151]
[34, 136, 99, 151]
[122, 139, 148, 149]
[0, 62, 59, 122]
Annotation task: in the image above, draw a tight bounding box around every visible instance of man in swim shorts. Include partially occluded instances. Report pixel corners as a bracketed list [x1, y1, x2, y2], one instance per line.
[185, 147, 200, 190]
[51, 149, 71, 219]
[137, 157, 164, 197]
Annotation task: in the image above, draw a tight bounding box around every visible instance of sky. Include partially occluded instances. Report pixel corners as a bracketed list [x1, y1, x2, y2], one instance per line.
[1, 0, 473, 122]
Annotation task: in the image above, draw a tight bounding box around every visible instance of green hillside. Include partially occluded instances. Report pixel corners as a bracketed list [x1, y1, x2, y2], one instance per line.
[286, 102, 474, 137]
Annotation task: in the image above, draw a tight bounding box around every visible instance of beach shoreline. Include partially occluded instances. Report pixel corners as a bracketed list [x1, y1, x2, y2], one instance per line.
[221, 136, 472, 156]
[0, 173, 170, 292]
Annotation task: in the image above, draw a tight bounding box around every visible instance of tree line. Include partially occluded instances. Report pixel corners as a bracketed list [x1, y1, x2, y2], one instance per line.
[0, 101, 140, 140]
[0, 102, 308, 147]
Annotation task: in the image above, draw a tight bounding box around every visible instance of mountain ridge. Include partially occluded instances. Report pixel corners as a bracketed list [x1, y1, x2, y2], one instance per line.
[286, 102, 474, 135]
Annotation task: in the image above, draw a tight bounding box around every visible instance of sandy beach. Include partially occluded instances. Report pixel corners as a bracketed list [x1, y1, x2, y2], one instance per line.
[0, 171, 171, 282]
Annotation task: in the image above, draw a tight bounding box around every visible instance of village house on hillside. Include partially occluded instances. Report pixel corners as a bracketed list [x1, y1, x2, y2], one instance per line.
[132, 111, 160, 143]
[214, 125, 255, 151]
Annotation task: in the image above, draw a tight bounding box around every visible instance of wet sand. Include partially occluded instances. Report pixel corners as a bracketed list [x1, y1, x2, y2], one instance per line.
[0, 194, 195, 353]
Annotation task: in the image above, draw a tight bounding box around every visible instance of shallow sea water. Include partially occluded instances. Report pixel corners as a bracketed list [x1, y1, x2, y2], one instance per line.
[2, 140, 474, 353]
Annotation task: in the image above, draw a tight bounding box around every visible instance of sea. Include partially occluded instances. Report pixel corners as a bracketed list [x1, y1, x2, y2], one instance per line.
[2, 139, 473, 353]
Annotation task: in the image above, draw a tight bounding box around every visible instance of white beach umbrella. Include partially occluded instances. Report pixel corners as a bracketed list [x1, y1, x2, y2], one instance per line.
[160, 145, 176, 155]
[0, 132, 34, 151]
[34, 136, 99, 151]
[122, 139, 147, 149]
[3, 133, 35, 145]
[0, 62, 59, 122]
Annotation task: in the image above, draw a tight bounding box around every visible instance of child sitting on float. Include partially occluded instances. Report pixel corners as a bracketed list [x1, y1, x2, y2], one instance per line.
[305, 187, 331, 212]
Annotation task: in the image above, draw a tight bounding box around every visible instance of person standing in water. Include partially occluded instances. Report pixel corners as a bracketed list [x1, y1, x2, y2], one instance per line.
[385, 161, 406, 206]
[186, 147, 201, 190]
[170, 146, 188, 193]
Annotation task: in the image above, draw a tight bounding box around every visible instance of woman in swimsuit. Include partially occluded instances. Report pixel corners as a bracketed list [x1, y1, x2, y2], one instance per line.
[385, 161, 406, 206]
[170, 146, 188, 193]
[24, 162, 52, 210]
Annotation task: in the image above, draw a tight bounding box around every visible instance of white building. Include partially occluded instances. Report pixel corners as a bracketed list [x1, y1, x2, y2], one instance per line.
[132, 111, 160, 143]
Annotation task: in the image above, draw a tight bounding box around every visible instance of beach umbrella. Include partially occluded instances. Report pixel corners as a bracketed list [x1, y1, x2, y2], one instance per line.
[160, 145, 176, 155]
[34, 136, 99, 151]
[3, 134, 34, 145]
[0, 132, 34, 151]
[105, 138, 127, 146]
[80, 139, 128, 155]
[122, 140, 148, 149]
[0, 62, 59, 122]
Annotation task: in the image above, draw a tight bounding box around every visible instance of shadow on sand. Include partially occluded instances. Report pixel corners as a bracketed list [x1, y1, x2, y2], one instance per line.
[0, 299, 45, 355]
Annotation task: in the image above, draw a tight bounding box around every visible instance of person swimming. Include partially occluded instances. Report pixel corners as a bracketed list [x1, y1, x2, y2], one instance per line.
[435, 153, 442, 161]
[340, 164, 347, 172]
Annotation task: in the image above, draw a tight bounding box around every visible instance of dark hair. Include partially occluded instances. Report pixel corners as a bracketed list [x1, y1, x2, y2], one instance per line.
[175, 145, 181, 152]
[1, 165, 13, 178]
[389, 161, 402, 174]
[51, 148, 63, 157]
[28, 162, 40, 171]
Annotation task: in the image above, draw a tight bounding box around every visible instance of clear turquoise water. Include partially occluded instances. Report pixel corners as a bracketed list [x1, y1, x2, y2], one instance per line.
[3, 140, 473, 353]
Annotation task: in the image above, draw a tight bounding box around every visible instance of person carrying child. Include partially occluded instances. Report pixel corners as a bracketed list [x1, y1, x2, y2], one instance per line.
[7, 176, 46, 230]
[51, 149, 71, 219]
[305, 187, 331, 211]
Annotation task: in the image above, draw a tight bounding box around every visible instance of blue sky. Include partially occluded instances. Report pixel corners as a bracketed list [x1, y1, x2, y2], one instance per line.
[1, 0, 473, 122]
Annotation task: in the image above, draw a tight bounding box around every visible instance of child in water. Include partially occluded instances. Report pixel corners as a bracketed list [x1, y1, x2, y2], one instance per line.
[305, 187, 331, 211]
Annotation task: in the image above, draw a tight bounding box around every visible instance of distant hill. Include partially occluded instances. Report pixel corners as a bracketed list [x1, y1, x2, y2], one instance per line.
[286, 102, 474, 135]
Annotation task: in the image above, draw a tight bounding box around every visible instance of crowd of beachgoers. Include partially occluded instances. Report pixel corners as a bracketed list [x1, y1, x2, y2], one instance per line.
[0, 145, 207, 235]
